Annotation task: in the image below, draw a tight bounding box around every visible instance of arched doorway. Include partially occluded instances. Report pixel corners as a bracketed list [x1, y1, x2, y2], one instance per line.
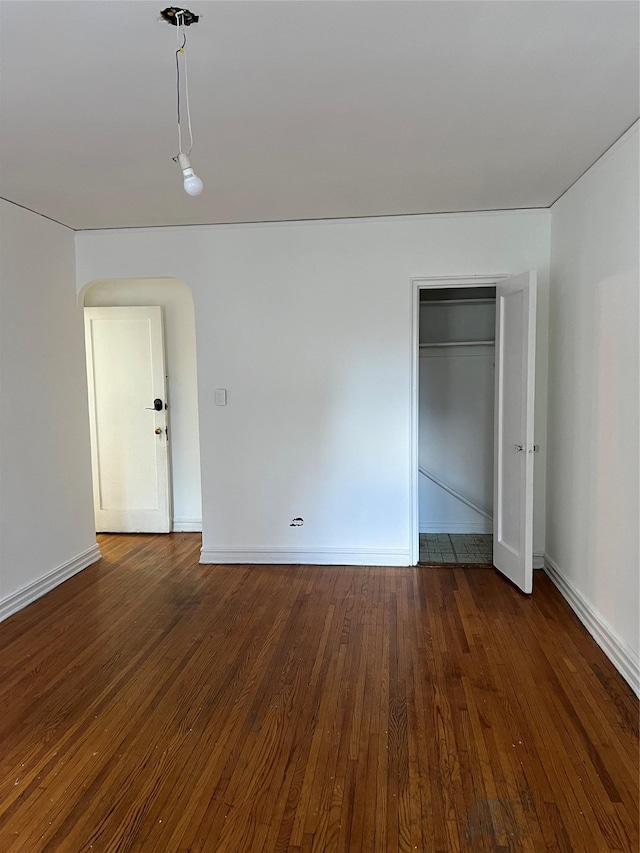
[82, 277, 202, 533]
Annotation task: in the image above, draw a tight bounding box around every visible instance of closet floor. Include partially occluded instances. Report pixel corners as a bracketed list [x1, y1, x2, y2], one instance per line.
[419, 533, 493, 564]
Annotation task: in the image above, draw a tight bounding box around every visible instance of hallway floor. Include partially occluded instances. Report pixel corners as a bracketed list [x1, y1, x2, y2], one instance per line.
[419, 532, 493, 564]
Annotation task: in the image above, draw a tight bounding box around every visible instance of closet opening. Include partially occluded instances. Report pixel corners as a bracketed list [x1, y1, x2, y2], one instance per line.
[418, 285, 496, 565]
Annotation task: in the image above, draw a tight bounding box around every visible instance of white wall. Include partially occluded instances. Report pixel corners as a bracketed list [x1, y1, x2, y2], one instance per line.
[547, 124, 639, 690]
[76, 210, 550, 564]
[547, 125, 640, 690]
[84, 278, 202, 530]
[0, 201, 98, 617]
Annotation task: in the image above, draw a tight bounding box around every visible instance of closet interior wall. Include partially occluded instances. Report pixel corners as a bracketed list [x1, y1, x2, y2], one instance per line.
[418, 287, 496, 534]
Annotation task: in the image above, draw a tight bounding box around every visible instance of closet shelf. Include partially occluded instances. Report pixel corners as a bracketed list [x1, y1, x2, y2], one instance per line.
[419, 298, 495, 306]
[419, 340, 495, 348]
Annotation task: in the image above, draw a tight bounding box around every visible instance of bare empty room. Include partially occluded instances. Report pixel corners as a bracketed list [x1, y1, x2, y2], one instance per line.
[0, 2, 638, 851]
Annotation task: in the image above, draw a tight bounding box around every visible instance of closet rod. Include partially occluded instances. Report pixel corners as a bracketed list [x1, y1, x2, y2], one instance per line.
[419, 298, 495, 306]
[419, 340, 495, 348]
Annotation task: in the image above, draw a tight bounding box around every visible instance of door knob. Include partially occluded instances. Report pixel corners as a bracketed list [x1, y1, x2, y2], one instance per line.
[155, 428, 162, 435]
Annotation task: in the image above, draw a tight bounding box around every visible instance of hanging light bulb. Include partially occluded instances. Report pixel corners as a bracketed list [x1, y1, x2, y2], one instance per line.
[163, 7, 203, 196]
[177, 153, 203, 195]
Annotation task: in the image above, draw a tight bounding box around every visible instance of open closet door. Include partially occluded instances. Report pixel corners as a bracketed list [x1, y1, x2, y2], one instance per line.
[493, 271, 537, 593]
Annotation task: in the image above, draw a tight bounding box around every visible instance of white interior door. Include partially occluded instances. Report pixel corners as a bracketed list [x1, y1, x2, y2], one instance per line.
[493, 271, 537, 592]
[84, 306, 171, 533]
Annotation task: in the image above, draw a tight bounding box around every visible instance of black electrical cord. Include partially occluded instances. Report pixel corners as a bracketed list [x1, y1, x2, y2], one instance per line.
[175, 26, 186, 136]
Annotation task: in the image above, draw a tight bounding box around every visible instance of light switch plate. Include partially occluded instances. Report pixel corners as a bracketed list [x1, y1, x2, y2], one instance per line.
[214, 388, 227, 406]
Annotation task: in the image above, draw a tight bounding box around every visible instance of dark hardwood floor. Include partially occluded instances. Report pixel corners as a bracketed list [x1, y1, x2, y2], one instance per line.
[0, 533, 637, 852]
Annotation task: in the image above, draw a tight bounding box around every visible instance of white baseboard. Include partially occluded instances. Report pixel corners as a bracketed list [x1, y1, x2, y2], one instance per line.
[533, 552, 545, 570]
[173, 518, 202, 532]
[0, 544, 102, 624]
[419, 522, 492, 533]
[200, 547, 411, 567]
[544, 554, 639, 697]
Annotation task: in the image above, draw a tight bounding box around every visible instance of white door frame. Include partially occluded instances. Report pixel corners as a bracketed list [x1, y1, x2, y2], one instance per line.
[409, 275, 509, 565]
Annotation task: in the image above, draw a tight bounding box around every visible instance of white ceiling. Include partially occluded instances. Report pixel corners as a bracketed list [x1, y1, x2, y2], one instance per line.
[1, 1, 638, 230]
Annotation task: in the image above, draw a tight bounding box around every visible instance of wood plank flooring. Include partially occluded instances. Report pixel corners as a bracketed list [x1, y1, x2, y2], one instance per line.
[0, 533, 637, 852]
